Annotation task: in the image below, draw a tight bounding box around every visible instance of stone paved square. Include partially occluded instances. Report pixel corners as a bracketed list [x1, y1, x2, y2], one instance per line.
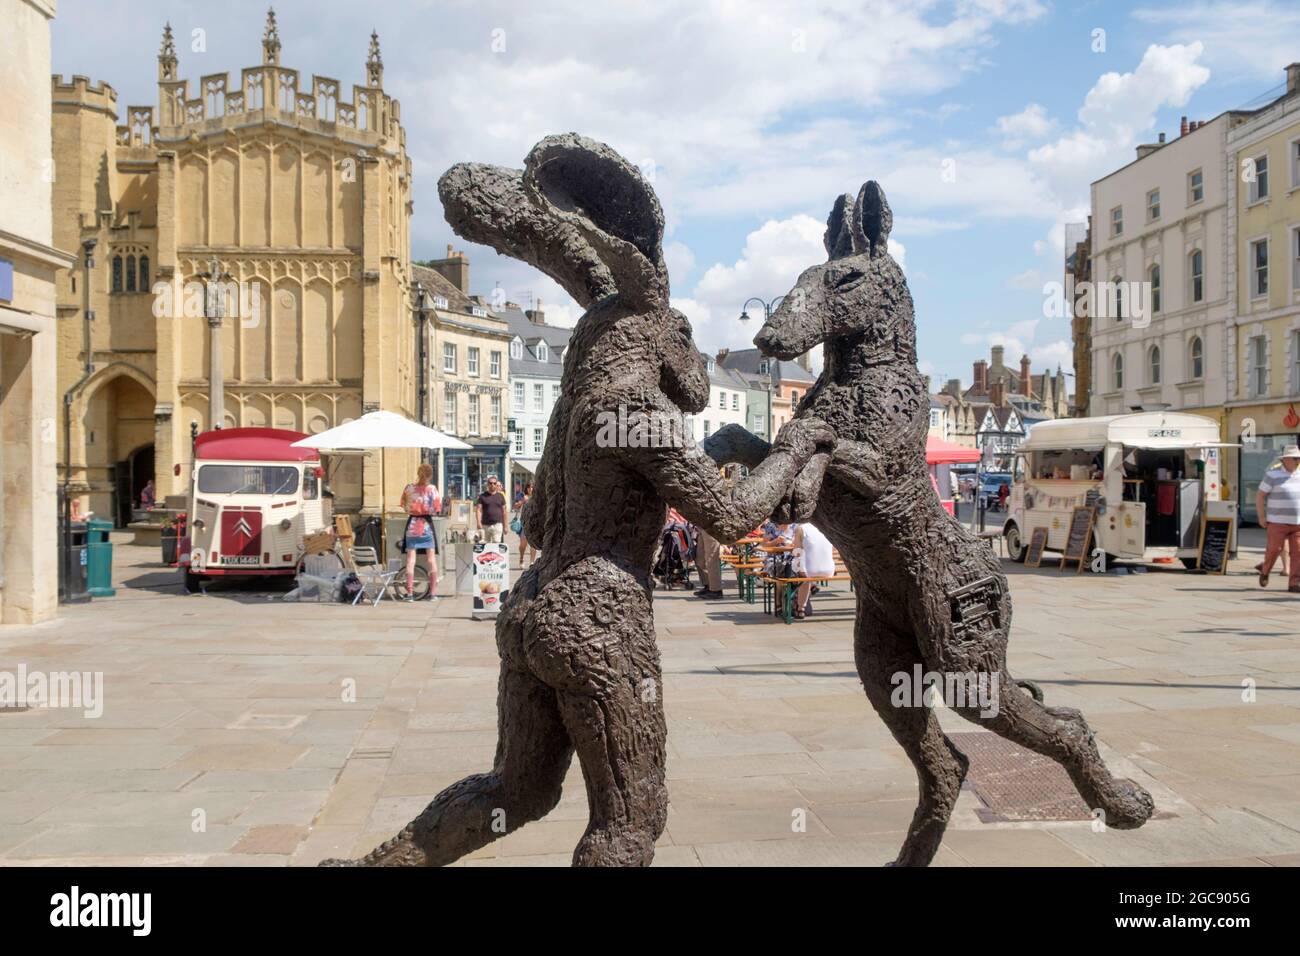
[0, 533, 1296, 867]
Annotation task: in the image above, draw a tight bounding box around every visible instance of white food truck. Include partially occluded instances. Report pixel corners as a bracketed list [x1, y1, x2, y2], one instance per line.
[180, 428, 326, 590]
[1000, 411, 1237, 568]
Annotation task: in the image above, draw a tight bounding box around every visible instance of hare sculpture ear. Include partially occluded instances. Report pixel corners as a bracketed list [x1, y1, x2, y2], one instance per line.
[850, 180, 892, 259]
[824, 193, 856, 260]
[523, 133, 668, 309]
[438, 161, 616, 309]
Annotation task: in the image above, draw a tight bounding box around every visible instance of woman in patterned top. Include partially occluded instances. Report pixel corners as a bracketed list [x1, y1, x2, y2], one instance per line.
[401, 463, 441, 601]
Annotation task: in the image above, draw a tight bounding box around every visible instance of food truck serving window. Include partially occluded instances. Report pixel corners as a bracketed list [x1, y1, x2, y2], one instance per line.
[198, 464, 300, 495]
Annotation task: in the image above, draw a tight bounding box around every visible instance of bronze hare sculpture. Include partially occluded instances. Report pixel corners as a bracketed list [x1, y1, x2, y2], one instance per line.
[323, 134, 833, 867]
[704, 181, 1154, 865]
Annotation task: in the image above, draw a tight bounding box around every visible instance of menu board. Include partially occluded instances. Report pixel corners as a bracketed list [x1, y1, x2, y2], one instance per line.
[471, 542, 510, 619]
[1196, 517, 1233, 575]
[1025, 527, 1049, 568]
[1059, 507, 1095, 573]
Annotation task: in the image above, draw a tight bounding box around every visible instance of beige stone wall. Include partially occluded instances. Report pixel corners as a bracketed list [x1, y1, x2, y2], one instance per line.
[52, 27, 414, 519]
[1, 0, 72, 623]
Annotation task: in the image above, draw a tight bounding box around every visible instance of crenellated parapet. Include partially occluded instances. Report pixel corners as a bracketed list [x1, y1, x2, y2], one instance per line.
[151, 11, 401, 148]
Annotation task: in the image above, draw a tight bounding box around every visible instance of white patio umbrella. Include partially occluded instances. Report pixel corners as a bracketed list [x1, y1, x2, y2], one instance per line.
[292, 411, 471, 542]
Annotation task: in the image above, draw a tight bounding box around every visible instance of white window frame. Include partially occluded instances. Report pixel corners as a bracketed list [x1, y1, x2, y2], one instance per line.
[1189, 248, 1204, 303]
[1148, 345, 1161, 385]
[490, 350, 502, 378]
[512, 428, 524, 455]
[1146, 188, 1160, 222]
[510, 338, 523, 360]
[1189, 335, 1204, 380]
[443, 386, 457, 433]
[533, 383, 544, 411]
[468, 393, 480, 434]
[442, 342, 457, 374]
[513, 380, 525, 411]
[550, 383, 560, 407]
[1291, 328, 1300, 395]
[467, 346, 480, 377]
[490, 394, 501, 434]
[1291, 224, 1300, 295]
[1110, 205, 1123, 237]
[1290, 135, 1300, 190]
[1249, 152, 1269, 203]
[532, 427, 544, 456]
[1250, 334, 1269, 397]
[536, 341, 549, 362]
[717, 390, 726, 410]
[1188, 168, 1204, 205]
[1250, 237, 1269, 299]
[731, 393, 739, 411]
[1113, 352, 1124, 390]
[1149, 263, 1161, 314]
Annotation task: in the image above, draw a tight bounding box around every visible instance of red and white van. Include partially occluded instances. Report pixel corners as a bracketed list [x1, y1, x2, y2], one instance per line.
[180, 428, 325, 590]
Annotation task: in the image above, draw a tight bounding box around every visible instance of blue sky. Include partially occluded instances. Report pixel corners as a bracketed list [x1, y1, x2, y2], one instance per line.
[52, 0, 1300, 393]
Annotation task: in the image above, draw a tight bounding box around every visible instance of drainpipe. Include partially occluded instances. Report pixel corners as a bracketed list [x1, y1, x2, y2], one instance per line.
[61, 238, 97, 602]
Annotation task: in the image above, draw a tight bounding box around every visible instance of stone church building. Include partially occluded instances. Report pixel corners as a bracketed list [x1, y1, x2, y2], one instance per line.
[52, 11, 415, 522]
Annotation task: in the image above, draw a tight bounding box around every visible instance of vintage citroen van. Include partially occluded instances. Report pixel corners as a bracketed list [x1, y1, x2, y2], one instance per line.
[1001, 412, 1237, 567]
[181, 428, 325, 590]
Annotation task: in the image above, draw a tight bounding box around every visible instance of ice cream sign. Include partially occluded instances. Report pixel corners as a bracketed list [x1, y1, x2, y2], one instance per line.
[471, 542, 510, 620]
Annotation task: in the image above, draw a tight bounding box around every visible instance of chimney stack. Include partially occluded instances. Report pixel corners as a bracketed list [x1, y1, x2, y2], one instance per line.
[990, 345, 1005, 371]
[990, 381, 1005, 408]
[716, 348, 730, 365]
[973, 359, 988, 393]
[1158, 132, 1166, 144]
[944, 377, 961, 398]
[427, 247, 470, 294]
[1288, 63, 1300, 95]
[1180, 116, 1189, 136]
[1019, 354, 1031, 397]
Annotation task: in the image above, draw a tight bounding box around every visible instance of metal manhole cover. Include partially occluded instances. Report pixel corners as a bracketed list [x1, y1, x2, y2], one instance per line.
[950, 732, 1092, 823]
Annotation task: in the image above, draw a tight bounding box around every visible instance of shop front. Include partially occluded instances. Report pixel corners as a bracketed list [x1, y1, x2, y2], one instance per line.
[440, 439, 509, 505]
[1227, 402, 1300, 525]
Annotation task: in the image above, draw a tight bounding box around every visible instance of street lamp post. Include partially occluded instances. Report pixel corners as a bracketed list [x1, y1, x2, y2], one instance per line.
[199, 257, 231, 430]
[738, 296, 784, 441]
[414, 281, 431, 461]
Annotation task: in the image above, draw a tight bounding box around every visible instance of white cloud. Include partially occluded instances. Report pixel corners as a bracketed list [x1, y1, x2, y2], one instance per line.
[995, 103, 1057, 148]
[1132, 3, 1300, 83]
[1026, 43, 1211, 210]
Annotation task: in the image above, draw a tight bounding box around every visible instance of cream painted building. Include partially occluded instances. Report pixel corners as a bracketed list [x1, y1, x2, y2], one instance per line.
[1225, 64, 1300, 522]
[1089, 112, 1233, 424]
[1, 0, 76, 623]
[52, 11, 415, 522]
[412, 257, 511, 503]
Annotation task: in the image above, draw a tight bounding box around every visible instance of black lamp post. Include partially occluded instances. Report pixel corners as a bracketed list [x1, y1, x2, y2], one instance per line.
[738, 296, 785, 441]
[414, 281, 431, 462]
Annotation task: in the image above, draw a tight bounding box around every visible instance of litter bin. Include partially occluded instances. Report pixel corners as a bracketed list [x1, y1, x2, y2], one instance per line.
[86, 518, 116, 598]
[58, 519, 91, 604]
[161, 522, 179, 565]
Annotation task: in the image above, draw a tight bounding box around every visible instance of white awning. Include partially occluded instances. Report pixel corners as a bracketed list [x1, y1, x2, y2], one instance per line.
[511, 458, 539, 475]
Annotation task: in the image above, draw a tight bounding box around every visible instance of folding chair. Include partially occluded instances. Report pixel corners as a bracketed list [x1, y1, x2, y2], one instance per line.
[349, 545, 399, 606]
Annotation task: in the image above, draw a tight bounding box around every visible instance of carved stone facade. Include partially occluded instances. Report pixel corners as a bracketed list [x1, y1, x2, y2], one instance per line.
[52, 12, 414, 521]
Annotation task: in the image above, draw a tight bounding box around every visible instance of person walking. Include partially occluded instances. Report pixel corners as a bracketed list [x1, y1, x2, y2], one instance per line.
[475, 475, 508, 543]
[1257, 445, 1300, 593]
[516, 482, 538, 568]
[400, 463, 441, 601]
[693, 526, 724, 599]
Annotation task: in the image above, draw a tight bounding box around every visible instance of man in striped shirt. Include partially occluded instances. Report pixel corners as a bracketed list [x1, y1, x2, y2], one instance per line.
[1257, 445, 1300, 592]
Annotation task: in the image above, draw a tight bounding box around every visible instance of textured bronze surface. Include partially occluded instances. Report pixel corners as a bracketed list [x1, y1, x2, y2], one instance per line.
[322, 134, 833, 867]
[705, 180, 1154, 865]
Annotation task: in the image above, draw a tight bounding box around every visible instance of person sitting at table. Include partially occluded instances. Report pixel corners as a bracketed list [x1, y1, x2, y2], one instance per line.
[790, 522, 835, 619]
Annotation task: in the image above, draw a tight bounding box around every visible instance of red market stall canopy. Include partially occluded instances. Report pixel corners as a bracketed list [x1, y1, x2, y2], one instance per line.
[926, 436, 980, 465]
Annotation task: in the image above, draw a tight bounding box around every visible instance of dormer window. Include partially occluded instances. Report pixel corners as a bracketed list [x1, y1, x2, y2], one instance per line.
[510, 338, 524, 360]
[470, 305, 487, 317]
[433, 295, 449, 310]
[707, 357, 716, 373]
[536, 341, 549, 362]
